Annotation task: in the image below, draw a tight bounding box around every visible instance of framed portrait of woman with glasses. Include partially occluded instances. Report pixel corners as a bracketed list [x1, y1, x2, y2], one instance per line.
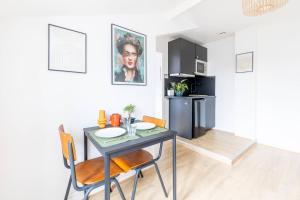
[111, 24, 147, 85]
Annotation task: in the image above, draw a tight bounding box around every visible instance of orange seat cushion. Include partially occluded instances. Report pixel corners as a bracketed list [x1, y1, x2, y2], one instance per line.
[112, 149, 153, 172]
[75, 157, 124, 185]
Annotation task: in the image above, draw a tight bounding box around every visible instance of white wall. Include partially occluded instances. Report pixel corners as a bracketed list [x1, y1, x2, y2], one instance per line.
[216, 18, 300, 152]
[206, 28, 258, 140]
[156, 35, 173, 128]
[203, 20, 300, 154]
[256, 19, 300, 153]
[234, 27, 258, 140]
[205, 36, 235, 133]
[0, 16, 162, 200]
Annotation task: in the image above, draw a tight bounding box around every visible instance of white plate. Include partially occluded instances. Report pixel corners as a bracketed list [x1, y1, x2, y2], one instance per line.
[95, 127, 126, 138]
[133, 122, 156, 130]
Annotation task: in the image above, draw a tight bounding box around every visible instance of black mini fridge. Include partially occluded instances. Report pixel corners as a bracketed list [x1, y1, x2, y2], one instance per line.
[169, 97, 215, 139]
[193, 99, 206, 138]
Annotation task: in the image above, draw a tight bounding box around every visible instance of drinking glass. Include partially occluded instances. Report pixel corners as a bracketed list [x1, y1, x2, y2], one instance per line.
[130, 125, 137, 136]
[122, 118, 131, 134]
[122, 118, 127, 128]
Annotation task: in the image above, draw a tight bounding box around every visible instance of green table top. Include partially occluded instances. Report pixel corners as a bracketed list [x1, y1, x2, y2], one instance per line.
[88, 126, 168, 148]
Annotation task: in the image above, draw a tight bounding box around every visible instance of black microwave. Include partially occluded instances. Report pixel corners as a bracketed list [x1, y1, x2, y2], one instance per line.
[195, 59, 207, 76]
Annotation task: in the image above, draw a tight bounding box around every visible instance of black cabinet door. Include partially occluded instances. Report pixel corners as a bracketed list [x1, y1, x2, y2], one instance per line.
[193, 99, 207, 138]
[180, 39, 195, 74]
[204, 97, 215, 129]
[168, 39, 181, 74]
[169, 98, 193, 139]
[195, 44, 208, 62]
[168, 38, 195, 75]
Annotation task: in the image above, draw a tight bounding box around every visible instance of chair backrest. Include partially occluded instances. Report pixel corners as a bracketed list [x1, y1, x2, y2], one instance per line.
[142, 115, 166, 128]
[58, 124, 77, 161]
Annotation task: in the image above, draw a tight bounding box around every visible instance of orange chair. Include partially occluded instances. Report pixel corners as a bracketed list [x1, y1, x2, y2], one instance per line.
[112, 116, 168, 200]
[58, 125, 126, 200]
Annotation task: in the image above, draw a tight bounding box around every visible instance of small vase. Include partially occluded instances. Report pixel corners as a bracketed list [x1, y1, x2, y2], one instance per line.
[167, 89, 174, 96]
[175, 91, 184, 96]
[98, 110, 107, 128]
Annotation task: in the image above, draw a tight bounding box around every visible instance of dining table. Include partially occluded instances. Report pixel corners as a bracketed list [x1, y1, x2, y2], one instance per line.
[83, 123, 177, 200]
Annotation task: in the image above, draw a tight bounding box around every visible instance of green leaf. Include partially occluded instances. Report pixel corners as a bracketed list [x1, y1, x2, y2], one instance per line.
[174, 80, 189, 93]
[123, 104, 136, 114]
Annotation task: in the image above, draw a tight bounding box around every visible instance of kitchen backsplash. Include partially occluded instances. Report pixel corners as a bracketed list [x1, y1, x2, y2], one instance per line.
[164, 75, 215, 96]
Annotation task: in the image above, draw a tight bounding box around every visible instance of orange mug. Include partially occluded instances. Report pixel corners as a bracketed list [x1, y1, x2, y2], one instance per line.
[110, 113, 121, 127]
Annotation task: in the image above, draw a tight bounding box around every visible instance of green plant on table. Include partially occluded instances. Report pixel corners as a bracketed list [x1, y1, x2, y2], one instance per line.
[123, 104, 136, 119]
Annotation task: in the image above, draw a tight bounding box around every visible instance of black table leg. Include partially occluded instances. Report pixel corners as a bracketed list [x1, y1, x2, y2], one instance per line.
[173, 135, 177, 200]
[84, 133, 88, 161]
[104, 153, 111, 200]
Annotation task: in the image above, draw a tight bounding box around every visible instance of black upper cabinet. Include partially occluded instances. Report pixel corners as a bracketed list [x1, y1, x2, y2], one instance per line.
[168, 38, 207, 75]
[195, 44, 207, 62]
[168, 38, 195, 75]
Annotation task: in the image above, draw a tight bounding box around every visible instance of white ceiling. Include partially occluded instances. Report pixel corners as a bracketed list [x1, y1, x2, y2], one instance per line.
[167, 0, 300, 44]
[0, 0, 183, 16]
[1, 0, 299, 44]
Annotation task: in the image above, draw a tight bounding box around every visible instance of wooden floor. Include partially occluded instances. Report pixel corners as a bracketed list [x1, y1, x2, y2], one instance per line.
[90, 142, 300, 200]
[177, 129, 255, 165]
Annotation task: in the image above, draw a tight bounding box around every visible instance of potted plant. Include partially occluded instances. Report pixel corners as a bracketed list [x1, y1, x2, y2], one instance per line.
[167, 82, 175, 96]
[123, 104, 136, 124]
[174, 79, 189, 96]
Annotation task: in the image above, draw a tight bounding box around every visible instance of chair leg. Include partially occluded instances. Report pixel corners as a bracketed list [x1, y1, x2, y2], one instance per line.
[64, 175, 72, 200]
[83, 187, 95, 200]
[83, 185, 87, 197]
[112, 178, 126, 200]
[83, 190, 90, 200]
[138, 170, 144, 178]
[131, 169, 140, 200]
[154, 163, 168, 198]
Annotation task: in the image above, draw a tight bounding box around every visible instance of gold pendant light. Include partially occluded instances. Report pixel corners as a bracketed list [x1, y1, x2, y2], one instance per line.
[242, 0, 289, 16]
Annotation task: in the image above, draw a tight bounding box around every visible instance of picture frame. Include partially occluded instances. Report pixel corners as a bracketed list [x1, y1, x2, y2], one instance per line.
[111, 24, 147, 86]
[236, 52, 253, 73]
[48, 24, 87, 74]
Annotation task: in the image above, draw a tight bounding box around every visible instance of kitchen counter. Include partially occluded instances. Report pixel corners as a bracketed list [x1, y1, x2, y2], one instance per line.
[165, 95, 216, 99]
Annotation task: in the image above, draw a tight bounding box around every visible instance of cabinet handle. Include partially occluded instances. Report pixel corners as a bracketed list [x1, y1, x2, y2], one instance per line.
[184, 102, 188, 105]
